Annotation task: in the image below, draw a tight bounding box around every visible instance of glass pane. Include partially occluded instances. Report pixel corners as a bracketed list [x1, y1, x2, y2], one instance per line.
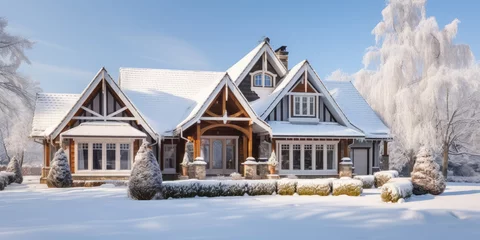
[294, 97, 300, 115]
[327, 144, 335, 169]
[302, 97, 308, 115]
[164, 145, 176, 169]
[309, 97, 315, 116]
[92, 143, 102, 170]
[265, 75, 272, 87]
[304, 145, 312, 170]
[77, 143, 88, 170]
[201, 140, 210, 169]
[254, 74, 262, 86]
[106, 143, 116, 170]
[120, 144, 131, 170]
[281, 144, 290, 170]
[212, 140, 223, 169]
[315, 145, 324, 170]
[293, 144, 301, 170]
[226, 145, 235, 170]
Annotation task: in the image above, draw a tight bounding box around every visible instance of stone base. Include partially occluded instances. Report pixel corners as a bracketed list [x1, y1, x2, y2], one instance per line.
[267, 174, 280, 179]
[257, 162, 269, 179]
[242, 157, 257, 179]
[192, 157, 207, 180]
[178, 175, 189, 180]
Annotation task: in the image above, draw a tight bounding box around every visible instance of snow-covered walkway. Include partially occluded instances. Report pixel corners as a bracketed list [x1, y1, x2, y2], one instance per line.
[1, 176, 479, 240]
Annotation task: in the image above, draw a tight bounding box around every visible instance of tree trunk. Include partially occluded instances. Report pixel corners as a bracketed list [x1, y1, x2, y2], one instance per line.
[442, 143, 448, 178]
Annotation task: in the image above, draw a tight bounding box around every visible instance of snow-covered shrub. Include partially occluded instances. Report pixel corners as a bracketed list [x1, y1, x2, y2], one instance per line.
[230, 172, 242, 180]
[0, 171, 14, 185]
[220, 181, 247, 196]
[287, 174, 298, 179]
[246, 180, 276, 196]
[381, 179, 413, 203]
[384, 170, 399, 178]
[47, 149, 72, 188]
[267, 151, 278, 166]
[332, 178, 363, 196]
[128, 142, 163, 200]
[354, 175, 375, 189]
[374, 171, 396, 188]
[411, 147, 446, 195]
[296, 179, 331, 196]
[197, 181, 223, 197]
[277, 179, 297, 195]
[6, 157, 22, 184]
[162, 180, 199, 199]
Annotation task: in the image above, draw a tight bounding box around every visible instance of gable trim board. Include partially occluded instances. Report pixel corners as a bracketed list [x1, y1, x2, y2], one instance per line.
[175, 74, 271, 135]
[48, 68, 158, 141]
[227, 41, 287, 84]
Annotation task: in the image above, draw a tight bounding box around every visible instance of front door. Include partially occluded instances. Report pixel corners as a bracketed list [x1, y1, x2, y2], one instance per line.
[201, 137, 238, 175]
[353, 149, 369, 175]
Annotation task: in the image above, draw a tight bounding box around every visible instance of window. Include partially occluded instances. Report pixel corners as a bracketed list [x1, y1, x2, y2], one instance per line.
[92, 143, 103, 170]
[76, 142, 133, 172]
[293, 96, 316, 117]
[264, 74, 273, 87]
[225, 139, 236, 170]
[164, 145, 176, 170]
[120, 144, 131, 170]
[254, 74, 262, 87]
[78, 143, 88, 170]
[278, 142, 337, 172]
[201, 139, 210, 169]
[106, 143, 116, 170]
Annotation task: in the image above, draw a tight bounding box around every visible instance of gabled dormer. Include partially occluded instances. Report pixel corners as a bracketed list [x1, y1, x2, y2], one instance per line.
[227, 39, 288, 101]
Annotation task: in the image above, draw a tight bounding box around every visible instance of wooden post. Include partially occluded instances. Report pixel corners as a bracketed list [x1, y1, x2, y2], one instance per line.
[271, 139, 276, 153]
[383, 141, 388, 156]
[248, 124, 253, 157]
[222, 87, 226, 115]
[343, 139, 349, 158]
[196, 123, 201, 158]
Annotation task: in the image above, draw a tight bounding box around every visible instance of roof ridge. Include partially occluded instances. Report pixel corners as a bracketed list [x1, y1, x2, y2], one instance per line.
[120, 67, 225, 74]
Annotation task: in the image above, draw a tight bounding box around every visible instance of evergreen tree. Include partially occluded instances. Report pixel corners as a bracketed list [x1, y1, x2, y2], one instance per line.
[47, 148, 73, 188]
[128, 141, 163, 200]
[6, 156, 22, 184]
[411, 147, 446, 195]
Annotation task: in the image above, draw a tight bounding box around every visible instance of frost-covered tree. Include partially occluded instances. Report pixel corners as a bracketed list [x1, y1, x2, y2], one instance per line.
[128, 141, 163, 200]
[411, 147, 446, 195]
[46, 148, 73, 188]
[328, 0, 480, 176]
[6, 156, 22, 184]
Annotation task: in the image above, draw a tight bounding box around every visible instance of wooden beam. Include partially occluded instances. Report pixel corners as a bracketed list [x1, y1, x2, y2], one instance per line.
[222, 87, 226, 115]
[205, 110, 220, 117]
[271, 139, 276, 153]
[102, 72, 107, 120]
[200, 117, 250, 121]
[200, 123, 250, 136]
[383, 141, 388, 156]
[230, 111, 245, 117]
[343, 139, 349, 158]
[196, 123, 201, 158]
[248, 124, 253, 157]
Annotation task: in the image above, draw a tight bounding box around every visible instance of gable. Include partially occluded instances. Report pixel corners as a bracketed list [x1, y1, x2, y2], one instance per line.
[48, 68, 156, 140]
[202, 87, 250, 119]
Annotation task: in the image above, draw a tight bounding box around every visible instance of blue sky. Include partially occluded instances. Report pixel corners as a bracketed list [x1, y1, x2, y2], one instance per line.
[1, 0, 479, 93]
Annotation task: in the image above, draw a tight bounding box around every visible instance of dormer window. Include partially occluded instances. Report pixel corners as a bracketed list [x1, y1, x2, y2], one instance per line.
[250, 71, 276, 88]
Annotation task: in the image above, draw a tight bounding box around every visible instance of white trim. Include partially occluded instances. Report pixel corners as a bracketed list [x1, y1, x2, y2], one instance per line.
[250, 70, 277, 88]
[107, 106, 128, 117]
[276, 140, 339, 175]
[72, 116, 136, 121]
[292, 95, 316, 118]
[74, 138, 134, 173]
[80, 106, 103, 118]
[163, 144, 177, 174]
[200, 117, 251, 121]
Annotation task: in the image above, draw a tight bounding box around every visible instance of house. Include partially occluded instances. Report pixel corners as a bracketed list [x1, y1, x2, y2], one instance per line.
[30, 39, 391, 183]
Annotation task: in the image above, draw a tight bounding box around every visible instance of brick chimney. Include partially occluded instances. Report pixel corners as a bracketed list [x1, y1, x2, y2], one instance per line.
[275, 46, 288, 69]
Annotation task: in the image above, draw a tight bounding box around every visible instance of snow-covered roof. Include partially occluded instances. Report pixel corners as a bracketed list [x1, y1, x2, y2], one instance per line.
[324, 81, 390, 139]
[31, 93, 80, 138]
[119, 68, 227, 136]
[60, 122, 147, 138]
[227, 42, 266, 83]
[269, 121, 364, 138]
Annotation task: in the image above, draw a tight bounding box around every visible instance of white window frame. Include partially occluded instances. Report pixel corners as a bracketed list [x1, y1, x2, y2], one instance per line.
[73, 138, 135, 176]
[163, 144, 176, 174]
[292, 95, 316, 117]
[276, 140, 338, 175]
[250, 70, 277, 88]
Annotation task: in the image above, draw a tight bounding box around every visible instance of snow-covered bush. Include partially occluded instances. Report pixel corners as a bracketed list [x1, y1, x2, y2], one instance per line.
[246, 180, 276, 196]
[197, 181, 223, 197]
[354, 175, 375, 189]
[411, 147, 446, 195]
[374, 171, 396, 188]
[47, 149, 72, 188]
[128, 142, 163, 200]
[0, 172, 12, 190]
[230, 172, 242, 180]
[6, 157, 22, 184]
[267, 151, 278, 166]
[296, 179, 331, 196]
[384, 170, 399, 178]
[163, 180, 199, 199]
[381, 179, 413, 203]
[277, 179, 297, 195]
[332, 178, 363, 196]
[221, 181, 247, 196]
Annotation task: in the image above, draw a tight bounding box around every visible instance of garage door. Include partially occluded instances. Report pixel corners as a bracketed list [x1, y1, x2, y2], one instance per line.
[353, 149, 368, 175]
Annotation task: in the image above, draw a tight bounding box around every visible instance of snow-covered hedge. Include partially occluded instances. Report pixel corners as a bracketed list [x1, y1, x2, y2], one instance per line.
[246, 180, 276, 196]
[381, 179, 413, 203]
[374, 171, 396, 188]
[354, 175, 375, 189]
[162, 180, 200, 199]
[332, 178, 363, 196]
[277, 179, 297, 195]
[296, 179, 331, 196]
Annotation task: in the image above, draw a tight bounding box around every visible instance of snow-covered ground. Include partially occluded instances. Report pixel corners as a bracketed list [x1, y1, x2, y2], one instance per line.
[1, 176, 480, 240]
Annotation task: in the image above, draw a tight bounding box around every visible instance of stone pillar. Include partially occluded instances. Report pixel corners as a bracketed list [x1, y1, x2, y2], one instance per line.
[242, 157, 257, 179]
[191, 157, 206, 180]
[257, 162, 268, 179]
[339, 157, 353, 178]
[381, 155, 389, 171]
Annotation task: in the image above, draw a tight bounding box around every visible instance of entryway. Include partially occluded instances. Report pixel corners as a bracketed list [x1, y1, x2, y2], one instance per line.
[201, 136, 238, 175]
[352, 148, 369, 175]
